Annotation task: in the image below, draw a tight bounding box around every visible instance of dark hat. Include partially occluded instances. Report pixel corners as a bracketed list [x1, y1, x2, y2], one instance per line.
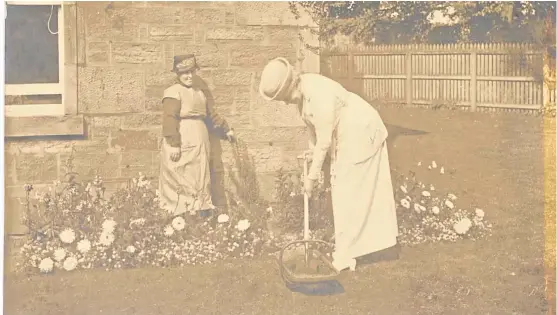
[172, 54, 199, 73]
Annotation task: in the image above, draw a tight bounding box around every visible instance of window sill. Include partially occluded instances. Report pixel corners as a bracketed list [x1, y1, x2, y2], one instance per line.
[5, 114, 85, 138]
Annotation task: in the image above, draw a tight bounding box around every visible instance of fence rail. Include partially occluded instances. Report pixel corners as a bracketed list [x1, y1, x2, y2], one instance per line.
[321, 43, 554, 111]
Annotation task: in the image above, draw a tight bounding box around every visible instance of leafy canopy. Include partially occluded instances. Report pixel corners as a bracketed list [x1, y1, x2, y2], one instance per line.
[289, 1, 556, 49]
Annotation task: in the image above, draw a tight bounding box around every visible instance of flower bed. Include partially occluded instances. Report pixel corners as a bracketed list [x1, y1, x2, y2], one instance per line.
[394, 161, 493, 245]
[18, 174, 278, 274]
[17, 159, 492, 274]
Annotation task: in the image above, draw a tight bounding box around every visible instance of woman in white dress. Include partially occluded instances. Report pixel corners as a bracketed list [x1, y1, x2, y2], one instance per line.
[258, 57, 399, 272]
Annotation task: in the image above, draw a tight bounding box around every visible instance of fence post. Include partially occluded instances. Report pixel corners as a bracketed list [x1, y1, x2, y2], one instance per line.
[405, 52, 412, 106]
[348, 51, 354, 92]
[470, 51, 477, 112]
[320, 51, 329, 77]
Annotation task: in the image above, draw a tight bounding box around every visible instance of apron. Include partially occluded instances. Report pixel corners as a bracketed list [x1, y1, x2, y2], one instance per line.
[159, 84, 215, 215]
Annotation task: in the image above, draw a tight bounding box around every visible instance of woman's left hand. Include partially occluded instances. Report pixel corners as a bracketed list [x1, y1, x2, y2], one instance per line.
[304, 178, 315, 197]
[226, 129, 236, 142]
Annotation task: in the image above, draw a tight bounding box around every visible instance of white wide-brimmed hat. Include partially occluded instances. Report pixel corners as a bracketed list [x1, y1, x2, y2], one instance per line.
[259, 57, 294, 101]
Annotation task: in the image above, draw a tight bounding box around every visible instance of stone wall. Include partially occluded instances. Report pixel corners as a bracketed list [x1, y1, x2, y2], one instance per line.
[5, 1, 318, 235]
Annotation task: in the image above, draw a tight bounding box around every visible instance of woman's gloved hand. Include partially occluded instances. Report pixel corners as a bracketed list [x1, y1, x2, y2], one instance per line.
[169, 146, 181, 162]
[297, 149, 313, 162]
[226, 129, 236, 143]
[304, 177, 315, 197]
[304, 149, 313, 162]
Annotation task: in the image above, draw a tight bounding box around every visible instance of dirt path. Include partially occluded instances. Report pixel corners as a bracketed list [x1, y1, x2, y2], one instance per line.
[5, 108, 552, 315]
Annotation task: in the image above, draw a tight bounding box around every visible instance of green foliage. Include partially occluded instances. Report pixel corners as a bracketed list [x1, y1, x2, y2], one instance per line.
[290, 1, 556, 48]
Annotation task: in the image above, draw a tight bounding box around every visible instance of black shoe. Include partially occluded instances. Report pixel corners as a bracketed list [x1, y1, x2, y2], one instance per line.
[198, 209, 213, 218]
[356, 245, 400, 266]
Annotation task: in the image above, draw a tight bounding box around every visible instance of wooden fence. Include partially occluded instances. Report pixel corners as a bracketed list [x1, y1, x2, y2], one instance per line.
[321, 43, 555, 111]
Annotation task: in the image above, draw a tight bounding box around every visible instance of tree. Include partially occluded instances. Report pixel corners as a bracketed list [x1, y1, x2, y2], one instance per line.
[290, 1, 556, 49]
[289, 1, 448, 46]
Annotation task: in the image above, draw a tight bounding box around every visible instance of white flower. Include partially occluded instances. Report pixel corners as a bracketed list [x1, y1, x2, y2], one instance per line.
[453, 218, 472, 235]
[417, 161, 422, 166]
[266, 206, 273, 214]
[38, 258, 54, 273]
[63, 256, 78, 271]
[236, 219, 251, 231]
[164, 225, 175, 236]
[102, 219, 117, 233]
[290, 191, 296, 197]
[430, 185, 435, 191]
[400, 185, 408, 194]
[447, 193, 457, 200]
[414, 203, 422, 213]
[99, 232, 115, 246]
[217, 214, 230, 223]
[171, 216, 186, 231]
[428, 165, 432, 170]
[126, 245, 136, 254]
[431, 161, 437, 169]
[77, 239, 91, 254]
[440, 167, 445, 174]
[475, 208, 485, 218]
[59, 228, 76, 244]
[432, 206, 440, 215]
[129, 218, 146, 229]
[421, 191, 431, 197]
[53, 248, 66, 262]
[445, 200, 455, 209]
[400, 199, 411, 209]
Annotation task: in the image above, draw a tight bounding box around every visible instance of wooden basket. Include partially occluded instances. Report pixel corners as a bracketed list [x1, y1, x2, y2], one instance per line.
[279, 239, 339, 284]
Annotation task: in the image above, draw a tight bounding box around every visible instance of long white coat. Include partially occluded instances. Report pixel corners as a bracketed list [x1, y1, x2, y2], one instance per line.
[299, 73, 399, 260]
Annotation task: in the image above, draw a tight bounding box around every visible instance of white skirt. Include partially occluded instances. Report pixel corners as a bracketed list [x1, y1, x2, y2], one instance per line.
[329, 104, 399, 260]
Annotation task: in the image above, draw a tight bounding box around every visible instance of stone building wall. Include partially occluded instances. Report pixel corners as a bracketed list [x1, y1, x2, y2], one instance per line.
[5, 1, 318, 235]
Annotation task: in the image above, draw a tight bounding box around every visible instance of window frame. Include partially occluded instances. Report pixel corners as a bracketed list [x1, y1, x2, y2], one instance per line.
[5, 2, 65, 117]
[4, 1, 84, 138]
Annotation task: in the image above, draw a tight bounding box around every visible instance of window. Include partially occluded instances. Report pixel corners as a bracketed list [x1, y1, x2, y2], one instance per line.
[4, 2, 65, 117]
[4, 1, 83, 138]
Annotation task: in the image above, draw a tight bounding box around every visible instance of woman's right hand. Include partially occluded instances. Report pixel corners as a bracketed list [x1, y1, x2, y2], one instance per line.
[169, 147, 181, 162]
[297, 149, 313, 162]
[304, 149, 313, 162]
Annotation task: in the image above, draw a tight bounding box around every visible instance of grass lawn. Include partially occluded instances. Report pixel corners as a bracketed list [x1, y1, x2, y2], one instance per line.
[5, 108, 555, 315]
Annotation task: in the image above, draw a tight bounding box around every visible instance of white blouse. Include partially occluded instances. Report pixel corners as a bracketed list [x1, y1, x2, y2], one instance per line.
[299, 73, 389, 180]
